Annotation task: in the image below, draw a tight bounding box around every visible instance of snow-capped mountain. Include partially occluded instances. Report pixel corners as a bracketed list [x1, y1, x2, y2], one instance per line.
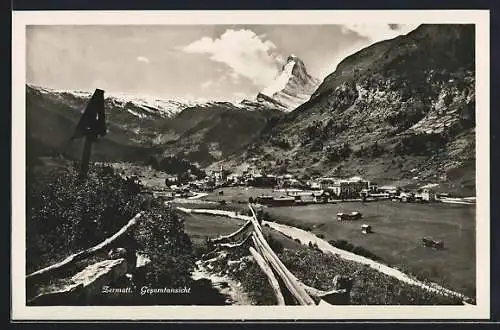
[28, 84, 211, 119]
[258, 54, 320, 111]
[26, 83, 283, 165]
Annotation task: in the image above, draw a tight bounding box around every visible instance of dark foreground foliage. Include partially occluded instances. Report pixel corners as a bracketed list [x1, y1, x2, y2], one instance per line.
[27, 164, 144, 273]
[134, 204, 195, 288]
[210, 243, 463, 305]
[280, 248, 462, 305]
[27, 162, 197, 305]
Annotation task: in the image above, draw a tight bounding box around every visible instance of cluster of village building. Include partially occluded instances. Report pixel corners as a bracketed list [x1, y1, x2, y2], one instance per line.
[161, 165, 438, 203]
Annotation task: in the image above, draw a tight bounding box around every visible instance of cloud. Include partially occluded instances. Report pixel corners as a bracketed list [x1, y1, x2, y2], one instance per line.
[341, 24, 419, 42]
[136, 56, 150, 64]
[201, 80, 214, 89]
[179, 29, 282, 87]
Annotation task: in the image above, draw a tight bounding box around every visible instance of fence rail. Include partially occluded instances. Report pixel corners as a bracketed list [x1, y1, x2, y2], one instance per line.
[26, 211, 145, 283]
[191, 203, 350, 305]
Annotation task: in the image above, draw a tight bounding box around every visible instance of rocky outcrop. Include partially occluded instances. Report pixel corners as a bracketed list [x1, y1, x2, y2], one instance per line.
[28, 258, 128, 305]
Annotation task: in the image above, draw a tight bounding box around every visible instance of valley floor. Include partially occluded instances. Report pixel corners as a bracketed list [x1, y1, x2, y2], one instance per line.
[262, 201, 476, 298]
[109, 163, 477, 302]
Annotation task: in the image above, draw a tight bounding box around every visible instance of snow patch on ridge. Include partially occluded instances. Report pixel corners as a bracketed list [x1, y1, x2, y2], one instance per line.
[257, 55, 320, 111]
[262, 60, 296, 96]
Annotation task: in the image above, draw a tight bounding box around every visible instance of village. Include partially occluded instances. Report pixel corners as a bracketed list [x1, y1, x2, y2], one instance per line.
[111, 162, 475, 207]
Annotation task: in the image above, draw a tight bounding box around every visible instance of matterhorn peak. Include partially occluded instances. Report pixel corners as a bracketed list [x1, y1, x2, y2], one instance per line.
[260, 54, 320, 111]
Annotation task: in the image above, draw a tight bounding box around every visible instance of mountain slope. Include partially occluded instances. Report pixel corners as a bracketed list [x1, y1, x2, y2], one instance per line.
[220, 24, 476, 195]
[26, 84, 283, 166]
[158, 103, 282, 166]
[26, 85, 158, 162]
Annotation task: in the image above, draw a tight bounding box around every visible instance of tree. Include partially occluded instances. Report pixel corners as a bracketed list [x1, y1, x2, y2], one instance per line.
[146, 155, 160, 169]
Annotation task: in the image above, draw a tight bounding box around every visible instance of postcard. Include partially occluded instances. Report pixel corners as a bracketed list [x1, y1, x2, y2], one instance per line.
[11, 9, 490, 321]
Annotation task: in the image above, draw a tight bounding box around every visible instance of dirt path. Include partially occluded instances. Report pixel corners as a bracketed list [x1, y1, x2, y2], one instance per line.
[108, 163, 254, 305]
[177, 207, 470, 304]
[191, 261, 253, 305]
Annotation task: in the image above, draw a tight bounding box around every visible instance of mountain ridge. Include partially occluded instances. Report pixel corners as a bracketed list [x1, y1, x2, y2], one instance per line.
[26, 83, 284, 166]
[214, 24, 476, 195]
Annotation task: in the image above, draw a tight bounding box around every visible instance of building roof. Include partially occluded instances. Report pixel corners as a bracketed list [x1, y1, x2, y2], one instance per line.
[320, 177, 339, 181]
[379, 185, 397, 190]
[420, 183, 439, 189]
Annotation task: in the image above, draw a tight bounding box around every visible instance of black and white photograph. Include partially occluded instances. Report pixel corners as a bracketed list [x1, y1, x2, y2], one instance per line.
[11, 10, 490, 320]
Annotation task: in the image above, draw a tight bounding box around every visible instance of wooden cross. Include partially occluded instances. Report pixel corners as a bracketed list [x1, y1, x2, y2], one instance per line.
[71, 89, 106, 181]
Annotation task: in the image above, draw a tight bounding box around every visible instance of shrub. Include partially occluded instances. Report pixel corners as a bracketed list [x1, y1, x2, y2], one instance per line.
[265, 234, 284, 254]
[27, 165, 143, 273]
[296, 223, 313, 231]
[28, 163, 196, 293]
[331, 239, 354, 251]
[310, 139, 324, 152]
[233, 261, 278, 305]
[261, 212, 272, 222]
[218, 240, 463, 305]
[351, 246, 382, 261]
[134, 207, 195, 288]
[394, 133, 447, 156]
[325, 143, 352, 162]
[273, 138, 292, 150]
[278, 248, 462, 305]
[328, 239, 381, 261]
[386, 106, 425, 129]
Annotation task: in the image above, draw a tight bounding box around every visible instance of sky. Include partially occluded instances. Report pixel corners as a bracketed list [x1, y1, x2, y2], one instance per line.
[26, 24, 419, 102]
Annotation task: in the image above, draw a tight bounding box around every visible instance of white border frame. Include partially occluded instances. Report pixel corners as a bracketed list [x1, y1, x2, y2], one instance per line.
[11, 10, 490, 321]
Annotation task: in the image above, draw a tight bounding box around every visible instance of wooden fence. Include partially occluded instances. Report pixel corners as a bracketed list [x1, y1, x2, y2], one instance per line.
[200, 203, 352, 305]
[26, 204, 352, 306]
